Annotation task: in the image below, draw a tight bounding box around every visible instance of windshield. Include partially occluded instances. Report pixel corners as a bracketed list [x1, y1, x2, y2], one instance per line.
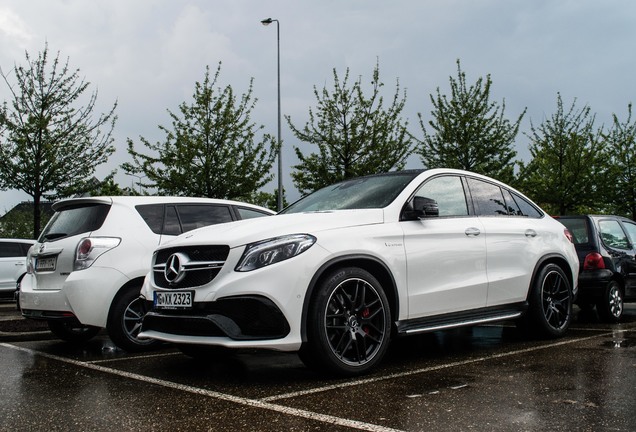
[282, 171, 422, 214]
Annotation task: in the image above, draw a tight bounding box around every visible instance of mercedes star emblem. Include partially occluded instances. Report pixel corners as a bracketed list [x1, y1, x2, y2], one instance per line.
[164, 252, 189, 285]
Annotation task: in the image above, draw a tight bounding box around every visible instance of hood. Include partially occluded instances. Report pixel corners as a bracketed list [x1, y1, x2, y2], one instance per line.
[161, 208, 385, 250]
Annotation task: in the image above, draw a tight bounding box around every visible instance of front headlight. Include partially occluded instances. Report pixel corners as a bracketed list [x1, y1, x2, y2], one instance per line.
[235, 234, 316, 272]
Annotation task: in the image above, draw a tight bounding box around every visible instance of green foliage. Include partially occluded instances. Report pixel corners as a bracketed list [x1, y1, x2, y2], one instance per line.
[287, 61, 415, 195]
[123, 63, 278, 202]
[0, 44, 117, 237]
[85, 172, 131, 196]
[417, 60, 525, 184]
[251, 188, 287, 212]
[0, 208, 50, 239]
[518, 93, 606, 215]
[604, 104, 636, 219]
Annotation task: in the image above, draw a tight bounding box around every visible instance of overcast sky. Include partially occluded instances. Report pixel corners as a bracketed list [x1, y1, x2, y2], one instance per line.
[1, 0, 635, 216]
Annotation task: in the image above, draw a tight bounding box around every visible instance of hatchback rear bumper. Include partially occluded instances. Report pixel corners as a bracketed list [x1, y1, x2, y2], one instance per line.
[576, 269, 614, 301]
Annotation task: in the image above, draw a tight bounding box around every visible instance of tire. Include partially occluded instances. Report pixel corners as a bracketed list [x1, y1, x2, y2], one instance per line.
[596, 280, 624, 323]
[524, 263, 573, 338]
[107, 287, 160, 352]
[48, 320, 101, 344]
[302, 267, 391, 376]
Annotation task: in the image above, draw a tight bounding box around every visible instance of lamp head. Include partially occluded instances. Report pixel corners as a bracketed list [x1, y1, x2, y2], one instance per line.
[261, 18, 273, 26]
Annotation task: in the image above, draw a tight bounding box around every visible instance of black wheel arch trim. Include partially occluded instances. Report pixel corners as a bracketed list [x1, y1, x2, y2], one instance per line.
[528, 253, 576, 301]
[107, 276, 145, 320]
[300, 254, 399, 343]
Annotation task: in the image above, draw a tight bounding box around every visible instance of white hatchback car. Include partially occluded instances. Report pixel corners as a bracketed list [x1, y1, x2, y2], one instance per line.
[139, 169, 579, 375]
[0, 238, 36, 299]
[19, 196, 274, 350]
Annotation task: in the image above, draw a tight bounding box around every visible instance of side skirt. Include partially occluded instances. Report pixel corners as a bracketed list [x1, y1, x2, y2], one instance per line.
[395, 302, 528, 336]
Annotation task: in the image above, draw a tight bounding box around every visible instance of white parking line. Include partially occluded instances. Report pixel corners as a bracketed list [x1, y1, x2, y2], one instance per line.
[87, 351, 180, 364]
[0, 343, 403, 432]
[262, 330, 624, 402]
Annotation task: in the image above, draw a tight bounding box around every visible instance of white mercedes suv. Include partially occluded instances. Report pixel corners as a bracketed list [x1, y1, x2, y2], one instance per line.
[18, 196, 273, 351]
[138, 169, 579, 375]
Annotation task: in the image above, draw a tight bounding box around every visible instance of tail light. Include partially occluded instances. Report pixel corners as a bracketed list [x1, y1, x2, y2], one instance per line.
[74, 237, 121, 271]
[583, 252, 605, 270]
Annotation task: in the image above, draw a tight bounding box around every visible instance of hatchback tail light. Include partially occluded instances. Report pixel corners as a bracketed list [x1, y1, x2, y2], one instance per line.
[74, 237, 121, 271]
[583, 252, 605, 270]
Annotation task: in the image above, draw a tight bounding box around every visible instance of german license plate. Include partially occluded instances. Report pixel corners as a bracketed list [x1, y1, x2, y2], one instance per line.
[36, 257, 57, 272]
[154, 291, 193, 309]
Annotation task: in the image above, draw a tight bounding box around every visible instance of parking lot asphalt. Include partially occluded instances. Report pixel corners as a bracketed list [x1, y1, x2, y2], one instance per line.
[0, 301, 634, 431]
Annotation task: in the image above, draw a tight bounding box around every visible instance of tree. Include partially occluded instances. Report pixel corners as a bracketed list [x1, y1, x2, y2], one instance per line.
[518, 93, 606, 215]
[417, 60, 525, 184]
[0, 207, 50, 239]
[0, 44, 117, 237]
[287, 61, 414, 195]
[85, 172, 131, 196]
[251, 188, 287, 211]
[604, 103, 636, 219]
[123, 63, 278, 202]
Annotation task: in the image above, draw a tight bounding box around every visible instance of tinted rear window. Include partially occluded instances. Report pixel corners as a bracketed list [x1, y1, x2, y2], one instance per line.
[237, 207, 273, 219]
[558, 218, 590, 244]
[0, 242, 24, 258]
[178, 205, 233, 232]
[136, 204, 164, 234]
[39, 204, 110, 241]
[467, 178, 508, 216]
[136, 204, 237, 235]
[511, 192, 543, 218]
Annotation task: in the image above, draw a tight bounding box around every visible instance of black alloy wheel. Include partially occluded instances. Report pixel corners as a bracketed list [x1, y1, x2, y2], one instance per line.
[524, 263, 572, 338]
[301, 267, 391, 376]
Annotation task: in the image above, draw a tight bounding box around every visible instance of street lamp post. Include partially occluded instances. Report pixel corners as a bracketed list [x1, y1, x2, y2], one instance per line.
[261, 17, 283, 211]
[126, 173, 147, 194]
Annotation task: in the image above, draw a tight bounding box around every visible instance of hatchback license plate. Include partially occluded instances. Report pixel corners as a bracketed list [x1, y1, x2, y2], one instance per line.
[36, 257, 56, 272]
[154, 291, 193, 309]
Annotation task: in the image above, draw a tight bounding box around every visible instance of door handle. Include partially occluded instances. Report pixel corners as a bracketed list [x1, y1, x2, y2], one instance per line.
[525, 229, 537, 238]
[465, 227, 481, 237]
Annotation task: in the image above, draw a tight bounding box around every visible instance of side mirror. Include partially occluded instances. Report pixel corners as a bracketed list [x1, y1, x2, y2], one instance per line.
[401, 196, 439, 220]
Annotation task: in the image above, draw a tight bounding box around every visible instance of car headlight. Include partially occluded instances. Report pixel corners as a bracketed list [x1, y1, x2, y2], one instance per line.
[74, 237, 121, 271]
[235, 234, 316, 272]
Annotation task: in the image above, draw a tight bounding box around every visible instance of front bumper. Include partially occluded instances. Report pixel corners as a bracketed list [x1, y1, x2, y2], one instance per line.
[141, 295, 290, 340]
[138, 243, 331, 351]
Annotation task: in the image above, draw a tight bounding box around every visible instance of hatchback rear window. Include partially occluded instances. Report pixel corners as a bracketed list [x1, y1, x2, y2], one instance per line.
[39, 204, 110, 241]
[558, 218, 590, 244]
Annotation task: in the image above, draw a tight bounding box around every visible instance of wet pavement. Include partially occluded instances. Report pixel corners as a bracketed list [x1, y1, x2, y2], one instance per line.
[0, 301, 634, 431]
